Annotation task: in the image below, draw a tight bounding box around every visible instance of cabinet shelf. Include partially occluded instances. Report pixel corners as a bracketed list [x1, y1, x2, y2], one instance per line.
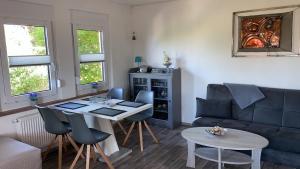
[152, 86, 168, 88]
[154, 98, 168, 101]
[154, 109, 168, 113]
[134, 84, 147, 87]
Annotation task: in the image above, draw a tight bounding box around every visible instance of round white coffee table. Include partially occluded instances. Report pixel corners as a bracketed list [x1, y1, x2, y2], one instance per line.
[182, 127, 269, 169]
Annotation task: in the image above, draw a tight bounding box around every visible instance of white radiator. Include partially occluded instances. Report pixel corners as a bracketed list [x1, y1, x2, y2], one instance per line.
[14, 113, 55, 149]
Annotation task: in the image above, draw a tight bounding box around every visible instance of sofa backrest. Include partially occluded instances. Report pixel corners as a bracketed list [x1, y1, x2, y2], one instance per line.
[206, 84, 300, 128]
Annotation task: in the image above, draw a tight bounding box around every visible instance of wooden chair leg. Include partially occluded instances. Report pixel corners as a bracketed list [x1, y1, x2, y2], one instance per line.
[122, 122, 136, 146]
[58, 135, 63, 169]
[66, 134, 85, 159]
[62, 135, 68, 152]
[117, 121, 128, 135]
[69, 145, 84, 169]
[43, 136, 56, 160]
[138, 121, 144, 152]
[86, 145, 91, 169]
[143, 120, 159, 143]
[91, 145, 97, 164]
[95, 144, 115, 169]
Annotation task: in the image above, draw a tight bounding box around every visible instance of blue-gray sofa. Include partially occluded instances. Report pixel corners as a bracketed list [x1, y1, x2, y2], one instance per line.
[192, 84, 300, 168]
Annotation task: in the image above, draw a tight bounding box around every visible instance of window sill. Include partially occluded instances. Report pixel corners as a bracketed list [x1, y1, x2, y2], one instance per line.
[0, 90, 108, 117]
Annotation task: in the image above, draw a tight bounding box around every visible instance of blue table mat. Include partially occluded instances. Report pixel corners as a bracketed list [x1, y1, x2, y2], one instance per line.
[55, 102, 88, 110]
[89, 107, 126, 117]
[117, 101, 145, 108]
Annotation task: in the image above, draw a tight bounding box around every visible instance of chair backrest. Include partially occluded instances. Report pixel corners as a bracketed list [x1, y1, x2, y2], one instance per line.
[135, 90, 154, 116]
[36, 106, 68, 135]
[64, 112, 97, 145]
[107, 88, 124, 100]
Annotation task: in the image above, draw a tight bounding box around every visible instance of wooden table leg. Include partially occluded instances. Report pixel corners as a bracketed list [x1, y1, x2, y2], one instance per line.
[186, 141, 195, 168]
[252, 149, 262, 169]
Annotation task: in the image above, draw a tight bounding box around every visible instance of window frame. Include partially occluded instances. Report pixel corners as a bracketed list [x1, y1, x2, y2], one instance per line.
[0, 17, 58, 107]
[72, 23, 108, 95]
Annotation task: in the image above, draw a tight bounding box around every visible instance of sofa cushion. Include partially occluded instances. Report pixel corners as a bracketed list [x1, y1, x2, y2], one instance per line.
[268, 128, 300, 154]
[192, 117, 223, 127]
[196, 98, 231, 119]
[232, 102, 254, 122]
[192, 117, 249, 131]
[217, 119, 250, 130]
[253, 87, 284, 126]
[207, 84, 232, 100]
[283, 90, 300, 129]
[245, 123, 279, 138]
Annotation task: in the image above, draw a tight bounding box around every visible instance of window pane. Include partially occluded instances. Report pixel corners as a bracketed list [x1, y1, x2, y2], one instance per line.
[9, 65, 50, 96]
[80, 62, 103, 85]
[77, 29, 102, 55]
[4, 24, 47, 56]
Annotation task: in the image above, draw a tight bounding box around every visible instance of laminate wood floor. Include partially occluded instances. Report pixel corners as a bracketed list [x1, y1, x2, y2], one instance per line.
[43, 125, 295, 169]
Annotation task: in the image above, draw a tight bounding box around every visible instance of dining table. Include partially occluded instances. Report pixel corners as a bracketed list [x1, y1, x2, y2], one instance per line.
[48, 95, 153, 162]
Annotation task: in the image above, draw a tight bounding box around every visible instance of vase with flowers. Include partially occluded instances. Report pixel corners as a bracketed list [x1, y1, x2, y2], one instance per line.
[28, 92, 38, 106]
[91, 82, 99, 93]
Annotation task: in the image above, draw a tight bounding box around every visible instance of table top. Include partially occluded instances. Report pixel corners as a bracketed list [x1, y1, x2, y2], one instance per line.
[49, 98, 152, 121]
[182, 127, 269, 150]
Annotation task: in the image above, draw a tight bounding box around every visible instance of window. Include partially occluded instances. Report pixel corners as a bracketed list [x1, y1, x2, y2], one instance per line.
[0, 19, 57, 104]
[73, 26, 106, 89]
[3, 24, 51, 96]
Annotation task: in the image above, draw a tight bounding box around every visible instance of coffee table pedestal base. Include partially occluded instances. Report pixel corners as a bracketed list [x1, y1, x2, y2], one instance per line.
[186, 145, 262, 169]
[195, 148, 252, 169]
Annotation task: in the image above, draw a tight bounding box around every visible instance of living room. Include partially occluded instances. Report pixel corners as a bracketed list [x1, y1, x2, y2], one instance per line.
[0, 0, 299, 169]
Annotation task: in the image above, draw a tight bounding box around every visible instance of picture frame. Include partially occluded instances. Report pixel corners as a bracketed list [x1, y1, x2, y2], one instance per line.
[232, 5, 300, 57]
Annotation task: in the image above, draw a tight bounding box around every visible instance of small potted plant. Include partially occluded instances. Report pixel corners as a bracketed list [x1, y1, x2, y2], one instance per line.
[28, 92, 38, 106]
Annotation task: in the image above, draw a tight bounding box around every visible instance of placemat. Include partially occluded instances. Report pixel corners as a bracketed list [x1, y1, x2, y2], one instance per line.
[55, 102, 88, 110]
[117, 101, 146, 108]
[81, 96, 107, 102]
[89, 107, 126, 117]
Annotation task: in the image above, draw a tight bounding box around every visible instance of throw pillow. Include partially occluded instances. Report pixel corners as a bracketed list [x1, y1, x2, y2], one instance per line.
[196, 98, 232, 119]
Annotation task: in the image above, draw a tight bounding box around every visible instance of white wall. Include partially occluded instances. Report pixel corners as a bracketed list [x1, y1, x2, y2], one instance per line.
[132, 0, 300, 123]
[0, 0, 132, 137]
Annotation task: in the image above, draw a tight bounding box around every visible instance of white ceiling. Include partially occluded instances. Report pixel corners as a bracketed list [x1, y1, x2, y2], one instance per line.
[111, 0, 174, 6]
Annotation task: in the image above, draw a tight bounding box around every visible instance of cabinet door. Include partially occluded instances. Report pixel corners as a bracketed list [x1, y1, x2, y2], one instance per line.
[151, 78, 170, 121]
[131, 76, 149, 99]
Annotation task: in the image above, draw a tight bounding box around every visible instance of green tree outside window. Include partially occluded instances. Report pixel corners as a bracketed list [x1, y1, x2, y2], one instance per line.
[77, 29, 104, 84]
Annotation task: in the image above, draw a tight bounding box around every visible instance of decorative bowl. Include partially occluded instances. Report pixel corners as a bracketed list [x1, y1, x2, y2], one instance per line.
[205, 126, 228, 136]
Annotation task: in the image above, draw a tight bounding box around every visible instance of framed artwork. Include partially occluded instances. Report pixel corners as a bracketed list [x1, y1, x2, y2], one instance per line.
[232, 5, 300, 57]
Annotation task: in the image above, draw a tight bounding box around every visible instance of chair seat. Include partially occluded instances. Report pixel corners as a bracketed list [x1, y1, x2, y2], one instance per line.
[126, 113, 152, 122]
[62, 121, 72, 132]
[90, 128, 111, 143]
[47, 121, 71, 135]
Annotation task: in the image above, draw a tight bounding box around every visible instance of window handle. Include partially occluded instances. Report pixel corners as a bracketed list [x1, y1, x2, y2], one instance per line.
[50, 62, 56, 71]
[75, 76, 80, 84]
